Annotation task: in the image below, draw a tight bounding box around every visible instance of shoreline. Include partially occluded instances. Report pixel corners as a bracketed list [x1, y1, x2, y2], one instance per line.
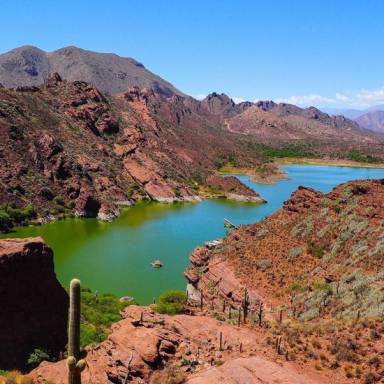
[220, 157, 384, 185]
[274, 157, 384, 169]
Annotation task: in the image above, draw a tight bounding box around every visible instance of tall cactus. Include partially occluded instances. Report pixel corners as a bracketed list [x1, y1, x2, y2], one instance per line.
[241, 288, 250, 323]
[67, 279, 86, 384]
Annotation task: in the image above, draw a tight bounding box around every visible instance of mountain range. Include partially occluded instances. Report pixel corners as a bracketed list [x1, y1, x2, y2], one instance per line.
[323, 104, 384, 133]
[0, 46, 383, 230]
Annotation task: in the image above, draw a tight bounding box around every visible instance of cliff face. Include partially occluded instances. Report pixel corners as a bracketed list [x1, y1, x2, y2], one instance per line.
[0, 237, 68, 369]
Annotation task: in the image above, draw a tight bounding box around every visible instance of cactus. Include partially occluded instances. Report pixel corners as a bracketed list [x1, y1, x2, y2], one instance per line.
[219, 331, 223, 351]
[241, 288, 250, 323]
[258, 302, 264, 326]
[275, 336, 282, 354]
[67, 279, 86, 384]
[237, 307, 242, 327]
[279, 309, 283, 324]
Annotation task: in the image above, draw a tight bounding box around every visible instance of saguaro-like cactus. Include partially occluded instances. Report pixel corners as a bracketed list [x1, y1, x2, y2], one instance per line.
[241, 288, 250, 323]
[275, 336, 282, 355]
[67, 279, 86, 384]
[258, 302, 263, 326]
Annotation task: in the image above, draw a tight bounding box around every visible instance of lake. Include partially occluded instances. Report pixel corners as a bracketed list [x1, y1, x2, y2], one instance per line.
[2, 165, 384, 303]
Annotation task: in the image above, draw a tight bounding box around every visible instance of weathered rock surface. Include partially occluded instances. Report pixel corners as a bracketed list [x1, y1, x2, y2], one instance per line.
[0, 237, 68, 369]
[186, 356, 322, 384]
[32, 306, 325, 384]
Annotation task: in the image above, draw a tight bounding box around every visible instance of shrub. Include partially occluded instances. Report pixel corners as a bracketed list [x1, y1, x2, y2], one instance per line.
[0, 210, 11, 230]
[256, 259, 272, 271]
[154, 290, 187, 315]
[307, 240, 326, 258]
[313, 282, 332, 294]
[27, 348, 50, 368]
[0, 203, 35, 231]
[53, 195, 65, 206]
[79, 288, 127, 347]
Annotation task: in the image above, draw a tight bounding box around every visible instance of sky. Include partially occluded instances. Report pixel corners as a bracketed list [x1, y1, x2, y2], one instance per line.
[1, 0, 384, 109]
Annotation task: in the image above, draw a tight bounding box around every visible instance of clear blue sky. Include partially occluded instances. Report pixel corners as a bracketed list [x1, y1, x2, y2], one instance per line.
[1, 0, 384, 108]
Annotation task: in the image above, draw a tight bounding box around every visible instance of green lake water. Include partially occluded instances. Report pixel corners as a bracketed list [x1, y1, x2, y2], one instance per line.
[2, 165, 384, 303]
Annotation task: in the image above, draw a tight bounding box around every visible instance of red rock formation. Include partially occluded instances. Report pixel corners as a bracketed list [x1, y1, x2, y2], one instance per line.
[32, 306, 325, 384]
[0, 237, 68, 369]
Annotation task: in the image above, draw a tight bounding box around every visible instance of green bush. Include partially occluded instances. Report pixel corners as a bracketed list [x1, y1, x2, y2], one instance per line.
[78, 288, 128, 347]
[345, 150, 383, 164]
[247, 142, 315, 159]
[27, 348, 50, 368]
[0, 203, 35, 231]
[154, 290, 187, 315]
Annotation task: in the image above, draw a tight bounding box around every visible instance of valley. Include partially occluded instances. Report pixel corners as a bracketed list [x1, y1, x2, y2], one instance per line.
[0, 41, 384, 384]
[2, 165, 383, 304]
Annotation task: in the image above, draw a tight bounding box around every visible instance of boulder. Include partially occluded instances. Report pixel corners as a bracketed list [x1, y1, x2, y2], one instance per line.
[0, 237, 68, 369]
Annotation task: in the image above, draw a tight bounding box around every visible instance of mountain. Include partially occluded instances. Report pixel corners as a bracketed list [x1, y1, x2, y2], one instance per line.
[323, 104, 384, 119]
[0, 46, 182, 96]
[355, 110, 384, 134]
[223, 100, 383, 155]
[0, 74, 265, 231]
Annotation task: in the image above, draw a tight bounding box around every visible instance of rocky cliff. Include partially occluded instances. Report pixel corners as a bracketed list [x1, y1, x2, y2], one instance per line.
[0, 237, 68, 369]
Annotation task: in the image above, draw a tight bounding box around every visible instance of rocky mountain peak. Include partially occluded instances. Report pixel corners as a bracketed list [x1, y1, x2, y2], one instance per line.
[0, 45, 182, 96]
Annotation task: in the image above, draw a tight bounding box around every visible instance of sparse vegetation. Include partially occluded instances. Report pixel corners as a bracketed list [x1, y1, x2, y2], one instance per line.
[154, 290, 187, 315]
[345, 150, 383, 164]
[79, 287, 127, 347]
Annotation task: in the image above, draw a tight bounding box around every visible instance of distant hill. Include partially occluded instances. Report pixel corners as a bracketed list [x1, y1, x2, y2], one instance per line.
[221, 98, 383, 154]
[0, 46, 182, 96]
[323, 104, 384, 119]
[356, 110, 384, 133]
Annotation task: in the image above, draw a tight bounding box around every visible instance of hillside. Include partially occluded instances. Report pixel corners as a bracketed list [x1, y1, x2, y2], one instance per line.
[186, 178, 384, 382]
[356, 110, 384, 134]
[0, 74, 264, 231]
[0, 46, 182, 96]
[225, 101, 384, 156]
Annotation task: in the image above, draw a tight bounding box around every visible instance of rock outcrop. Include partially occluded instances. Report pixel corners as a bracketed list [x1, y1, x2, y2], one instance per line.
[0, 237, 68, 369]
[203, 175, 266, 202]
[32, 306, 325, 384]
